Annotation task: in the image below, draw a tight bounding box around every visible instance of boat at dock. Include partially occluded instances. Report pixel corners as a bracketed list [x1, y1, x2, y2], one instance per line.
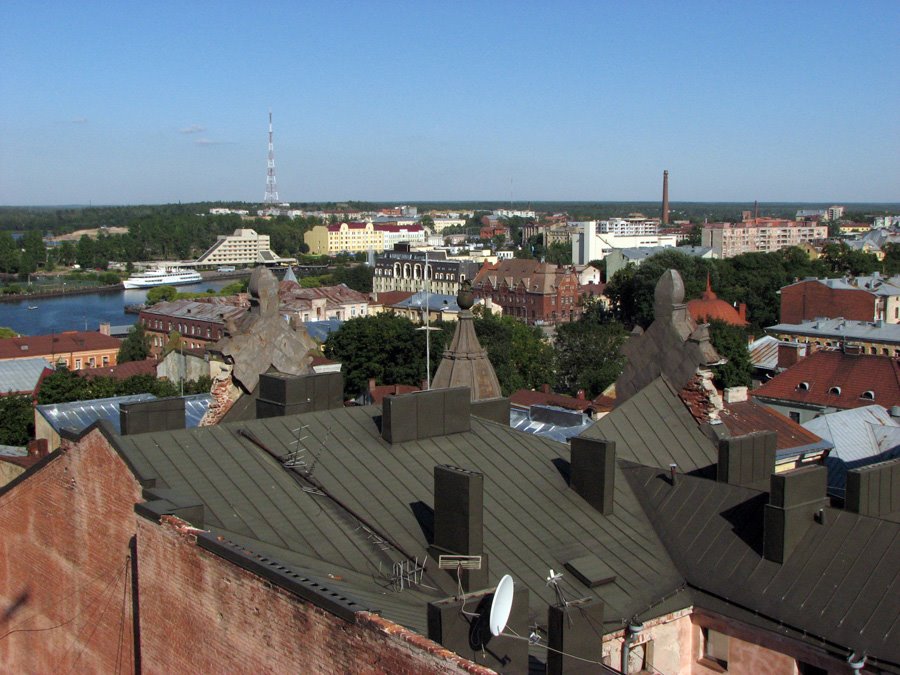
[122, 267, 203, 289]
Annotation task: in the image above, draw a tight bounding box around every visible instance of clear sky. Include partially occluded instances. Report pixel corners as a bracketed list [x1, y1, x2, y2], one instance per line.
[1, 1, 898, 205]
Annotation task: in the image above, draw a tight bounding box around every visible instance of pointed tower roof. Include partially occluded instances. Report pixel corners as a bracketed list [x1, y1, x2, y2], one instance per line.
[432, 282, 502, 401]
[282, 266, 298, 283]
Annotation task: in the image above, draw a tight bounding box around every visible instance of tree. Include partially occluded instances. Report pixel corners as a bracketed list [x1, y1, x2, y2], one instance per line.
[545, 241, 572, 266]
[0, 326, 18, 338]
[146, 285, 177, 305]
[324, 314, 449, 398]
[469, 309, 555, 395]
[0, 231, 19, 274]
[331, 264, 374, 293]
[553, 300, 627, 397]
[37, 366, 91, 404]
[419, 215, 435, 231]
[707, 319, 753, 389]
[118, 323, 150, 363]
[0, 395, 34, 445]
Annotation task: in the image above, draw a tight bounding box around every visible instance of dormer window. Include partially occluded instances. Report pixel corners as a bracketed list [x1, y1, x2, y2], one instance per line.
[797, 382, 810, 391]
[829, 386, 842, 395]
[861, 390, 875, 400]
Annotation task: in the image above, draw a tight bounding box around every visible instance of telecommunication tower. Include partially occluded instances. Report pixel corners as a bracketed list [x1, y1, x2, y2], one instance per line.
[264, 109, 279, 204]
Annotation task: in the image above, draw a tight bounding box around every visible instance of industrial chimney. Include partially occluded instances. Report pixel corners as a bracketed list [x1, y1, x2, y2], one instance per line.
[662, 170, 670, 225]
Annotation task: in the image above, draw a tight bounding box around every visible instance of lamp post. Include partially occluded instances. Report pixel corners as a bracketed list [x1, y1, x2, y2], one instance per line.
[415, 249, 439, 389]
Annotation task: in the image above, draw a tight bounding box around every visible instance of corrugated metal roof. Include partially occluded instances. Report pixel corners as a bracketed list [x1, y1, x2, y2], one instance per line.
[37, 393, 212, 434]
[0, 357, 52, 394]
[302, 319, 343, 342]
[803, 405, 900, 494]
[509, 405, 594, 443]
[767, 317, 900, 343]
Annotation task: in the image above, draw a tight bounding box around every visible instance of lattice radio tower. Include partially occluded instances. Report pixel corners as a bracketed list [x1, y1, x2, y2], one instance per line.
[264, 109, 280, 204]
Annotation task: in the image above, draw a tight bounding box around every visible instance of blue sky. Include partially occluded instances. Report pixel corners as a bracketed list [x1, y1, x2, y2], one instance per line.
[1, 1, 898, 205]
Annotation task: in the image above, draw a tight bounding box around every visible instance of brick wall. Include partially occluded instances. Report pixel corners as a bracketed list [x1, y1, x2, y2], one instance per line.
[0, 429, 142, 673]
[781, 281, 876, 324]
[0, 426, 488, 675]
[136, 515, 490, 674]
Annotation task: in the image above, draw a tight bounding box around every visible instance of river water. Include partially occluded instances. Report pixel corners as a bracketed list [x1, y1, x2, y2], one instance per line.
[0, 280, 235, 336]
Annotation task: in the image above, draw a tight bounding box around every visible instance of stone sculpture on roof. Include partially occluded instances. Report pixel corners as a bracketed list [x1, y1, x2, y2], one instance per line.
[432, 281, 502, 401]
[615, 269, 723, 403]
[213, 266, 317, 393]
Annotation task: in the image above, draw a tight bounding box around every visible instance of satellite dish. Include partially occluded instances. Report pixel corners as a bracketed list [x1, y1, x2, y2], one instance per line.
[489, 574, 514, 637]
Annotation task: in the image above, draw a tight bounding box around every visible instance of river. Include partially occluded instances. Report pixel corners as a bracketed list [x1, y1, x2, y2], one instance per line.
[0, 279, 236, 336]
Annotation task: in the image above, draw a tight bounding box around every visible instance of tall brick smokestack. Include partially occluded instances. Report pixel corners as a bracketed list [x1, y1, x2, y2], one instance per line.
[662, 170, 670, 225]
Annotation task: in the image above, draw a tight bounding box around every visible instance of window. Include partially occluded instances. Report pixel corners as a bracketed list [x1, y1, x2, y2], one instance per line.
[626, 640, 654, 674]
[701, 627, 728, 670]
[102, 356, 109, 366]
[797, 662, 827, 675]
[75, 358, 82, 369]
[789, 411, 800, 423]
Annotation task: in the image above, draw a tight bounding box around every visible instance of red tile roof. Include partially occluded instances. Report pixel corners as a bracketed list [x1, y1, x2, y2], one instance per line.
[752, 350, 900, 410]
[367, 383, 420, 405]
[719, 400, 826, 451]
[79, 358, 158, 381]
[0, 331, 122, 360]
[374, 291, 414, 307]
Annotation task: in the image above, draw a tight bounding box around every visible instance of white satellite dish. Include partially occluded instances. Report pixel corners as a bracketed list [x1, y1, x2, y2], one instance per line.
[489, 574, 514, 637]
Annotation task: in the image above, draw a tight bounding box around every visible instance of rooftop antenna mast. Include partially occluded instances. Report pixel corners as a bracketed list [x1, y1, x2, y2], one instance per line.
[264, 109, 280, 204]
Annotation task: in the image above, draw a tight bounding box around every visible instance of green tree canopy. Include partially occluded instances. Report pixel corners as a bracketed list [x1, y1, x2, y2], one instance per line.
[0, 326, 18, 338]
[145, 285, 177, 305]
[707, 319, 753, 389]
[323, 313, 449, 398]
[553, 301, 627, 397]
[469, 310, 555, 395]
[0, 395, 35, 445]
[118, 323, 150, 363]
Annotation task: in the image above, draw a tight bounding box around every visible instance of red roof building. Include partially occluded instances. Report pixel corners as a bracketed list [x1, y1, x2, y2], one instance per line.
[752, 349, 900, 423]
[78, 358, 158, 381]
[471, 259, 583, 326]
[687, 276, 748, 326]
[0, 331, 122, 371]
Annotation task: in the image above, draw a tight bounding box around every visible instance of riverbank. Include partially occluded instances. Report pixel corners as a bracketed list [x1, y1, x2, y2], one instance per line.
[0, 283, 124, 303]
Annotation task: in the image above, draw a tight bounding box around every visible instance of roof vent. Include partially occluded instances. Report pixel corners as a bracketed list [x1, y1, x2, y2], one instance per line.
[797, 381, 810, 391]
[861, 390, 875, 400]
[829, 386, 841, 395]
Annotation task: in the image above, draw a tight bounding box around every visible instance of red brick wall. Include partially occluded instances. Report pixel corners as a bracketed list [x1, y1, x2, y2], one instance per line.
[781, 281, 876, 324]
[0, 429, 142, 673]
[136, 516, 489, 675]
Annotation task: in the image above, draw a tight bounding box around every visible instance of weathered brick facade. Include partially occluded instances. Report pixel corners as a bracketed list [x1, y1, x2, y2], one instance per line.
[0, 429, 490, 675]
[780, 280, 878, 324]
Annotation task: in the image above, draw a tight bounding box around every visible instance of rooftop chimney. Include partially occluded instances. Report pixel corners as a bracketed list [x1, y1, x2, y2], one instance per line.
[717, 431, 776, 487]
[381, 387, 471, 444]
[570, 437, 615, 515]
[430, 464, 488, 590]
[764, 466, 828, 563]
[777, 342, 804, 370]
[845, 458, 900, 518]
[120, 398, 186, 436]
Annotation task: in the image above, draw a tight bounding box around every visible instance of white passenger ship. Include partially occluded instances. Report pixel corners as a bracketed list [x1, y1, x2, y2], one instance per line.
[122, 267, 203, 289]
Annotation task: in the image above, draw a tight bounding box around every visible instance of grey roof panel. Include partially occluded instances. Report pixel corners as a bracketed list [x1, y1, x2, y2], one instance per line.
[579, 377, 717, 473]
[0, 357, 52, 394]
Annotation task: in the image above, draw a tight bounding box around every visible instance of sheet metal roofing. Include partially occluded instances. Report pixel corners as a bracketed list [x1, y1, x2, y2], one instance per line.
[0, 357, 52, 394]
[767, 317, 900, 344]
[301, 319, 343, 342]
[719, 400, 830, 455]
[112, 403, 687, 636]
[625, 464, 900, 668]
[509, 405, 594, 443]
[579, 376, 718, 474]
[803, 405, 900, 495]
[38, 393, 212, 434]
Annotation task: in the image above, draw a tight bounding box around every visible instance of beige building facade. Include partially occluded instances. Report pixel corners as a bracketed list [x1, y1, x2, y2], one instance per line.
[702, 221, 827, 258]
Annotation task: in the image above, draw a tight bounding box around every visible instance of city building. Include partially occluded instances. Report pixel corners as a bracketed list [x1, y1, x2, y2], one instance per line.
[0, 331, 122, 371]
[373, 245, 481, 297]
[780, 274, 900, 325]
[304, 222, 425, 255]
[278, 282, 370, 323]
[702, 220, 828, 258]
[471, 258, 583, 325]
[686, 276, 748, 326]
[195, 228, 295, 267]
[752, 348, 900, 423]
[604, 245, 712, 279]
[826, 205, 846, 221]
[597, 217, 660, 236]
[571, 221, 678, 265]
[766, 317, 900, 356]
[139, 299, 248, 354]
